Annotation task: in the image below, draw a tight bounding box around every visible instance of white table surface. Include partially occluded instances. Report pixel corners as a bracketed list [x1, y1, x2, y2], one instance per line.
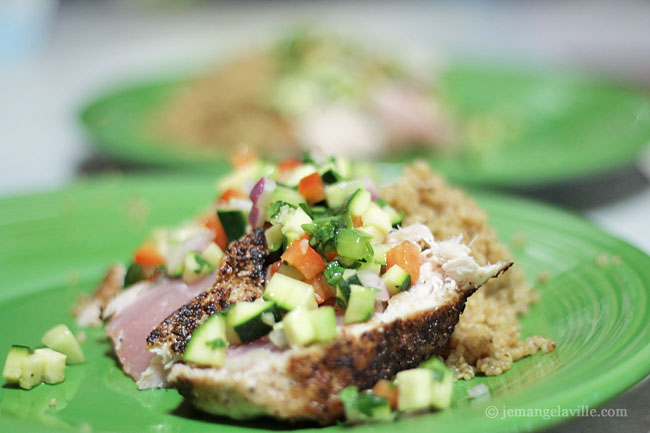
[1, 1, 648, 432]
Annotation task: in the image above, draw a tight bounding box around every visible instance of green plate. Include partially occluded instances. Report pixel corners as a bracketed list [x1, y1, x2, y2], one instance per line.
[1, 173, 649, 433]
[79, 64, 650, 187]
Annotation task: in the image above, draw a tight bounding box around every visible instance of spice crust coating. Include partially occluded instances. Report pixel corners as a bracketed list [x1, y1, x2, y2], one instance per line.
[146, 229, 269, 353]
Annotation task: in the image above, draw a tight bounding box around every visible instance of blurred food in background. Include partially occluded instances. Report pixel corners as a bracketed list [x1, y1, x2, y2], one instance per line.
[155, 29, 455, 159]
[79, 24, 650, 187]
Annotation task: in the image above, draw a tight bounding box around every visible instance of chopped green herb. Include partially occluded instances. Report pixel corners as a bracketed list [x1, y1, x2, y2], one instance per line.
[269, 201, 297, 220]
[299, 203, 333, 219]
[193, 253, 211, 274]
[338, 386, 392, 421]
[303, 218, 347, 255]
[356, 391, 390, 417]
[323, 261, 345, 287]
[338, 385, 359, 407]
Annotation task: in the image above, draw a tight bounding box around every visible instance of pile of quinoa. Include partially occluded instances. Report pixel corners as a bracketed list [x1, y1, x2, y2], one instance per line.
[381, 162, 555, 380]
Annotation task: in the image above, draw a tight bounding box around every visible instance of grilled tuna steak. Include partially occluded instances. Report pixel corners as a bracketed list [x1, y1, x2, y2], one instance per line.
[142, 228, 269, 385]
[105, 274, 217, 387]
[167, 227, 512, 423]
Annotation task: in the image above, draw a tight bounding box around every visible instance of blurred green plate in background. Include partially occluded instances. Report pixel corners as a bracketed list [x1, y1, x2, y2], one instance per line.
[0, 173, 649, 433]
[79, 64, 650, 187]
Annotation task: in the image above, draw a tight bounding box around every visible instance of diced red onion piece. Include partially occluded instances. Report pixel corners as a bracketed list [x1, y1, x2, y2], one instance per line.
[248, 205, 265, 228]
[249, 177, 266, 203]
[166, 230, 214, 273]
[362, 176, 379, 201]
[249, 177, 277, 205]
[248, 177, 277, 228]
[358, 270, 389, 301]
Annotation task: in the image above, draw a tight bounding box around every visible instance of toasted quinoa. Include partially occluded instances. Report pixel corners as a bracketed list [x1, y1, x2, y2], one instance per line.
[155, 53, 297, 155]
[381, 162, 555, 379]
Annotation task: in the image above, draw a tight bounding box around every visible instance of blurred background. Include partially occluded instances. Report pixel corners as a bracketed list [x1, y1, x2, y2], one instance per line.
[1, 1, 649, 431]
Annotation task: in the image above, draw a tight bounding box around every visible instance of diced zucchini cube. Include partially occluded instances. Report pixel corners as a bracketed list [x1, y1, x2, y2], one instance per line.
[420, 357, 454, 410]
[338, 386, 395, 424]
[371, 244, 390, 266]
[335, 158, 353, 179]
[320, 168, 341, 185]
[325, 180, 364, 209]
[2, 345, 31, 384]
[430, 373, 454, 410]
[358, 261, 381, 275]
[263, 273, 317, 311]
[202, 242, 224, 268]
[19, 353, 44, 390]
[265, 224, 284, 252]
[281, 207, 312, 236]
[396, 368, 432, 412]
[382, 265, 411, 296]
[283, 309, 316, 346]
[362, 203, 392, 235]
[184, 314, 228, 368]
[356, 225, 385, 244]
[34, 348, 66, 385]
[41, 324, 85, 364]
[383, 204, 403, 226]
[226, 300, 277, 344]
[335, 229, 372, 261]
[270, 187, 306, 209]
[217, 209, 248, 243]
[344, 285, 376, 324]
[182, 251, 211, 283]
[348, 189, 372, 217]
[310, 307, 337, 342]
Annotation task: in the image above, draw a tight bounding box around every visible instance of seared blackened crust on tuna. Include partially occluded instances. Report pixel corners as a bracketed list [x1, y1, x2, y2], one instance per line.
[146, 229, 269, 353]
[172, 293, 471, 423]
[290, 302, 463, 421]
[170, 262, 512, 424]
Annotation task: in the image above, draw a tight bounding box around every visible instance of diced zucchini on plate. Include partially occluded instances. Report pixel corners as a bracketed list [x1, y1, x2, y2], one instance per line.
[3, 324, 84, 390]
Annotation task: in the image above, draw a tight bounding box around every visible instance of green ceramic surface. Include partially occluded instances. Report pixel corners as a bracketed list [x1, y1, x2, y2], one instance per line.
[79, 64, 650, 186]
[0, 173, 649, 433]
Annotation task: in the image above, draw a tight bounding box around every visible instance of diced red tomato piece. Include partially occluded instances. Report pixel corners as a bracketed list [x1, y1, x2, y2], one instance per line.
[352, 215, 363, 228]
[386, 241, 420, 284]
[268, 261, 282, 278]
[298, 172, 326, 204]
[201, 213, 228, 250]
[277, 157, 302, 173]
[309, 274, 337, 304]
[372, 379, 398, 408]
[326, 251, 338, 261]
[230, 147, 258, 169]
[281, 238, 326, 280]
[133, 242, 165, 267]
[218, 188, 247, 204]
